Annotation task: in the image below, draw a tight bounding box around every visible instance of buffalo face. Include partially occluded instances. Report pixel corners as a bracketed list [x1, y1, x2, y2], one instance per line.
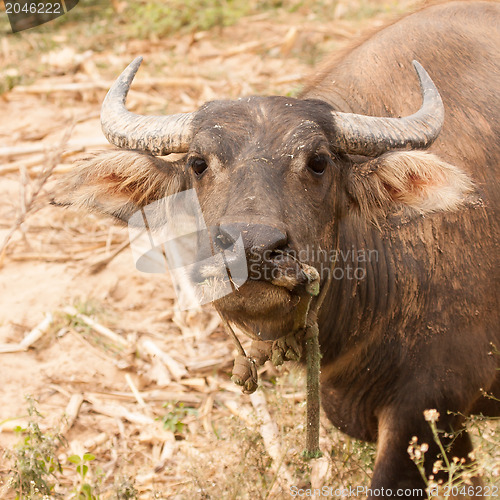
[55, 57, 475, 341]
[184, 97, 339, 339]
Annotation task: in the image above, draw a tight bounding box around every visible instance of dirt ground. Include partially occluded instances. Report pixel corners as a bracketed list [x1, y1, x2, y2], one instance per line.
[0, 2, 498, 499]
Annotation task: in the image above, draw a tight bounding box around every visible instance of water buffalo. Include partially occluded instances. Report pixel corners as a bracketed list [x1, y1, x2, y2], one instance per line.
[55, 1, 499, 497]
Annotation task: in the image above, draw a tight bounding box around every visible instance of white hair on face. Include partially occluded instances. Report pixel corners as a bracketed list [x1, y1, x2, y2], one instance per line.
[199, 262, 226, 280]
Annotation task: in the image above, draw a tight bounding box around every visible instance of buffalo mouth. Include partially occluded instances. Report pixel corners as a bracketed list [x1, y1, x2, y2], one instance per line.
[258, 251, 312, 291]
[193, 250, 316, 341]
[193, 248, 313, 296]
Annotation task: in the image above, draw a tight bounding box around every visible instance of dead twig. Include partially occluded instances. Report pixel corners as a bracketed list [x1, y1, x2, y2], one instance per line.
[124, 373, 147, 409]
[86, 396, 155, 425]
[224, 399, 254, 426]
[153, 430, 177, 472]
[0, 136, 109, 160]
[87, 236, 131, 274]
[203, 38, 282, 59]
[20, 312, 54, 349]
[140, 338, 188, 381]
[0, 155, 81, 177]
[9, 252, 86, 262]
[64, 306, 129, 349]
[60, 393, 85, 435]
[0, 127, 74, 261]
[86, 390, 202, 406]
[82, 432, 109, 452]
[250, 390, 294, 493]
[10, 77, 208, 95]
[0, 344, 26, 354]
[0, 313, 53, 353]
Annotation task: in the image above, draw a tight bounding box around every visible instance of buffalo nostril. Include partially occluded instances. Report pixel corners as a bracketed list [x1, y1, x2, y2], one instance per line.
[261, 232, 288, 260]
[265, 249, 286, 262]
[215, 231, 234, 250]
[248, 227, 288, 258]
[214, 224, 242, 250]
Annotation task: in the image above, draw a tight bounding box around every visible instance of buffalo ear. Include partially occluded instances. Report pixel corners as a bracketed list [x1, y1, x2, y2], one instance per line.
[52, 150, 187, 224]
[347, 150, 474, 223]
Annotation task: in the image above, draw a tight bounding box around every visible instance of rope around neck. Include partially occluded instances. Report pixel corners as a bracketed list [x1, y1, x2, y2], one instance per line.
[219, 263, 331, 459]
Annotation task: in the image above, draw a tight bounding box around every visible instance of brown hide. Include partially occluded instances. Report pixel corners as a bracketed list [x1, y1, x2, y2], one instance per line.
[302, 2, 499, 496]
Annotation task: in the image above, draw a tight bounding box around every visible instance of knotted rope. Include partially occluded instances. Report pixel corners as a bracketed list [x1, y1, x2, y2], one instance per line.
[220, 263, 332, 459]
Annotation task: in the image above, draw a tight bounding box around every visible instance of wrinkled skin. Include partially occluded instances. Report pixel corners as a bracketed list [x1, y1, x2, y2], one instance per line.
[55, 2, 500, 498]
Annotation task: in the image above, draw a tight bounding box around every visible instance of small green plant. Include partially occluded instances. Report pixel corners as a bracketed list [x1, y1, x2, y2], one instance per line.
[334, 435, 376, 482]
[124, 0, 258, 39]
[0, 70, 22, 95]
[3, 396, 137, 499]
[113, 476, 139, 500]
[161, 401, 198, 435]
[67, 453, 100, 500]
[5, 397, 64, 500]
[72, 298, 105, 318]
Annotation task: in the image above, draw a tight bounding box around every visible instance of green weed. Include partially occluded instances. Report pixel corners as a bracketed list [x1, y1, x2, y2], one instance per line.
[4, 397, 64, 500]
[3, 398, 138, 499]
[113, 477, 139, 500]
[67, 453, 102, 500]
[161, 401, 198, 435]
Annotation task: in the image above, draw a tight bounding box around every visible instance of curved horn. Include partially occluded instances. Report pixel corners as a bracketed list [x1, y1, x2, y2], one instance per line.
[331, 61, 444, 156]
[101, 57, 194, 156]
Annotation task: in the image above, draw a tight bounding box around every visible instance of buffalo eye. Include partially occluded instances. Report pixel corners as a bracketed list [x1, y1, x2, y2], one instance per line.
[307, 153, 329, 176]
[189, 157, 208, 178]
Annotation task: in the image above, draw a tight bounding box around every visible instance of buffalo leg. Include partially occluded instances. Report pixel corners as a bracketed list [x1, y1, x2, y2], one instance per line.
[370, 408, 481, 499]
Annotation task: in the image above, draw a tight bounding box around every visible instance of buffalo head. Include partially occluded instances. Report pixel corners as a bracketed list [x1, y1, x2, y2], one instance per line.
[56, 57, 473, 341]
